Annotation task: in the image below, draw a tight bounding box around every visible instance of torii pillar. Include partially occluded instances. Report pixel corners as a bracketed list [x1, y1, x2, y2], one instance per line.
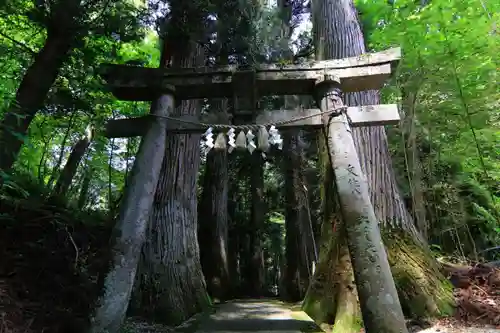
[314, 75, 408, 333]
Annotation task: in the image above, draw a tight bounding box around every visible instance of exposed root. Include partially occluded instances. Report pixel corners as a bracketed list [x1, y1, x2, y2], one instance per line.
[384, 231, 456, 319]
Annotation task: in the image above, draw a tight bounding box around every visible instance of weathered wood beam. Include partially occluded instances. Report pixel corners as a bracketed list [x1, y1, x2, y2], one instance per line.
[106, 47, 400, 78]
[256, 104, 400, 128]
[100, 63, 392, 101]
[104, 104, 399, 138]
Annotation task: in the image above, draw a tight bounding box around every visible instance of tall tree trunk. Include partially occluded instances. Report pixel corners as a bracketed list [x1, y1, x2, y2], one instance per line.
[52, 127, 92, 198]
[303, 0, 455, 331]
[227, 161, 245, 297]
[283, 130, 315, 300]
[0, 31, 74, 173]
[246, 153, 265, 297]
[198, 99, 231, 301]
[133, 40, 210, 324]
[304, 141, 361, 331]
[278, 0, 316, 301]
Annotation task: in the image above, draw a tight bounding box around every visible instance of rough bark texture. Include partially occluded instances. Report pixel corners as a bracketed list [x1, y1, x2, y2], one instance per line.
[227, 187, 241, 294]
[383, 230, 455, 319]
[303, 150, 361, 333]
[198, 101, 231, 300]
[315, 79, 408, 333]
[52, 128, 92, 197]
[89, 94, 172, 333]
[283, 130, 315, 301]
[313, 0, 419, 237]
[278, 0, 316, 302]
[0, 2, 79, 172]
[303, 0, 455, 331]
[132, 42, 210, 325]
[246, 152, 266, 297]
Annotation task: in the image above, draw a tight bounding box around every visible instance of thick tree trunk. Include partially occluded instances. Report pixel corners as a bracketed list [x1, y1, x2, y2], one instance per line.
[0, 31, 73, 172]
[242, 151, 266, 297]
[283, 130, 315, 301]
[303, 0, 455, 331]
[278, 0, 316, 301]
[52, 127, 92, 197]
[246, 153, 266, 297]
[89, 94, 172, 333]
[198, 121, 231, 301]
[133, 42, 210, 325]
[304, 144, 361, 332]
[228, 188, 241, 295]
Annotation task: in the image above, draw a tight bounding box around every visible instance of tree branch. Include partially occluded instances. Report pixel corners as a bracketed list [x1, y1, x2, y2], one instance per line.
[0, 31, 36, 55]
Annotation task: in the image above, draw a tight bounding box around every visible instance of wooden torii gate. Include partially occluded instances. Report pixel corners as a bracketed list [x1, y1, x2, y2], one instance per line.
[95, 48, 409, 333]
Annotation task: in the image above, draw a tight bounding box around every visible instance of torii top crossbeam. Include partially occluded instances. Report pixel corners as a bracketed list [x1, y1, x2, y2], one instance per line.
[99, 48, 400, 102]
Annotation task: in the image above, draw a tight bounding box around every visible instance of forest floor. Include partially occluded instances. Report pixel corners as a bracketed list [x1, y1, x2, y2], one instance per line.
[412, 319, 500, 333]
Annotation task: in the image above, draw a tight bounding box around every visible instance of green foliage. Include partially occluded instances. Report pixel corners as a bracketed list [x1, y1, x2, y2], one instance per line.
[357, 0, 500, 257]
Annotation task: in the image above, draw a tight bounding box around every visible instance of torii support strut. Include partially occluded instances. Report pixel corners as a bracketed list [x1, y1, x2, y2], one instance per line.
[314, 76, 408, 333]
[97, 47, 408, 333]
[90, 91, 174, 333]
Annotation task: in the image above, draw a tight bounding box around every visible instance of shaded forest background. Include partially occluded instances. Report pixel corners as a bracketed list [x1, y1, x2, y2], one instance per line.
[0, 0, 498, 332]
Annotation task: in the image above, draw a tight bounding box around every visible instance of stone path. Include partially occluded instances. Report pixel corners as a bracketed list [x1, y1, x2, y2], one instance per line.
[193, 299, 323, 333]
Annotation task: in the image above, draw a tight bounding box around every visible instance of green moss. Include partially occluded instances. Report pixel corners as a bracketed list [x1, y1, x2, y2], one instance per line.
[329, 311, 362, 333]
[383, 230, 456, 319]
[289, 311, 325, 333]
[302, 295, 333, 325]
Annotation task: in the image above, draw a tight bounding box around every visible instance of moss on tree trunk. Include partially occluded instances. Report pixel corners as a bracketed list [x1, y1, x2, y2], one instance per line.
[302, 222, 362, 333]
[303, 227, 455, 332]
[383, 230, 455, 319]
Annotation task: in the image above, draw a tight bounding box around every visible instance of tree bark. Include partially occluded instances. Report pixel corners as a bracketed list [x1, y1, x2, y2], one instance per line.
[246, 152, 266, 297]
[198, 108, 231, 301]
[133, 41, 210, 325]
[283, 130, 315, 301]
[227, 161, 246, 296]
[303, 142, 361, 332]
[315, 78, 408, 333]
[313, 0, 419, 236]
[277, 0, 317, 301]
[52, 127, 92, 198]
[0, 31, 74, 173]
[89, 93, 173, 333]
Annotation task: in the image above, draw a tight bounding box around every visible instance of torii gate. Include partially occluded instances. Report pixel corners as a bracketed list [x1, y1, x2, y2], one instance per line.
[94, 48, 409, 333]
